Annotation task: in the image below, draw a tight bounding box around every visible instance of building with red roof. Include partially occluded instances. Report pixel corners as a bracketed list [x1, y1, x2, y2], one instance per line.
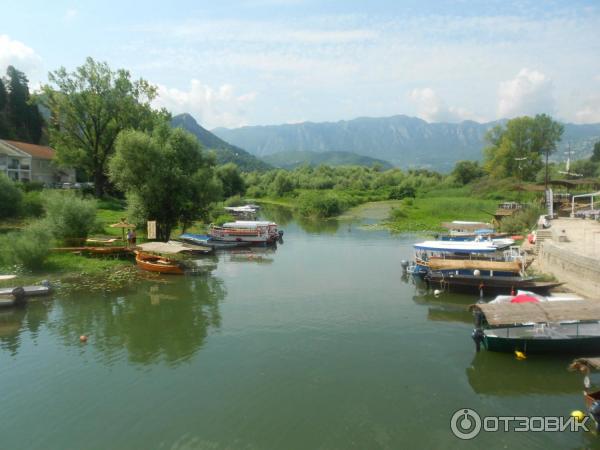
[0, 139, 75, 185]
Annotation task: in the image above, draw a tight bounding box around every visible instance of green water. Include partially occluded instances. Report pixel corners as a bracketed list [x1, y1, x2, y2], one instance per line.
[0, 208, 596, 449]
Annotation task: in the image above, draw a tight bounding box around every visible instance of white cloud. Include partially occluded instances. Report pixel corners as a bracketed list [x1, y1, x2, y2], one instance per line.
[153, 80, 257, 129]
[0, 35, 42, 75]
[575, 96, 600, 123]
[64, 8, 78, 21]
[409, 88, 477, 123]
[497, 68, 555, 118]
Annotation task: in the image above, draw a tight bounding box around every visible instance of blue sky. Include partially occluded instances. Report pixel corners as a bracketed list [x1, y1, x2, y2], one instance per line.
[2, 0, 600, 128]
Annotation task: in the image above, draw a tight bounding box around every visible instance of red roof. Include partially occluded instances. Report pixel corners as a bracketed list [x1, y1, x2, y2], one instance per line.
[3, 140, 56, 160]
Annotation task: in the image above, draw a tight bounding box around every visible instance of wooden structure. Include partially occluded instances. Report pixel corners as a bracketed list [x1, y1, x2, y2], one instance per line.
[134, 251, 184, 275]
[471, 301, 600, 326]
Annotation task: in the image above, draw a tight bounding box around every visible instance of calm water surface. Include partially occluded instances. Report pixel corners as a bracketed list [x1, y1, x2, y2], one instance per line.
[0, 207, 596, 449]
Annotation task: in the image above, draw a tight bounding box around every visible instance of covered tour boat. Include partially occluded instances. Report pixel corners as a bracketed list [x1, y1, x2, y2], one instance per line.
[209, 221, 282, 244]
[470, 301, 600, 353]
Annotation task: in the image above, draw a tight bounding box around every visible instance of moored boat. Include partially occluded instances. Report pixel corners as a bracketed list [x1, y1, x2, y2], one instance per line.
[179, 233, 253, 249]
[134, 251, 184, 275]
[426, 271, 561, 294]
[209, 221, 281, 244]
[470, 301, 600, 354]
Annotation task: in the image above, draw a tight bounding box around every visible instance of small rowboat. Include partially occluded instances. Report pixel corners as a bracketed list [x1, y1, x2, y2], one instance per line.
[135, 251, 184, 275]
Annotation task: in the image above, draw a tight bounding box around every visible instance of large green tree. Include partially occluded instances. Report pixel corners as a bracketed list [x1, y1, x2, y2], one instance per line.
[484, 114, 564, 182]
[591, 141, 600, 163]
[109, 124, 221, 241]
[451, 160, 485, 185]
[41, 57, 168, 196]
[0, 66, 43, 143]
[216, 162, 245, 198]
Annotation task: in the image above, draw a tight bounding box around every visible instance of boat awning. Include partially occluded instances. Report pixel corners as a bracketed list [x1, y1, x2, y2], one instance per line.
[441, 221, 492, 231]
[222, 221, 274, 229]
[470, 301, 600, 326]
[570, 357, 600, 372]
[414, 241, 498, 253]
[137, 241, 210, 254]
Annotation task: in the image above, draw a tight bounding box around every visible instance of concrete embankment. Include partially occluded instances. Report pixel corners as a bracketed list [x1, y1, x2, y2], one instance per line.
[536, 218, 600, 299]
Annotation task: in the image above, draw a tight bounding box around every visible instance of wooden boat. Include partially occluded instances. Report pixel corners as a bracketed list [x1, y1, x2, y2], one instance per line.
[411, 241, 527, 282]
[179, 233, 253, 249]
[209, 221, 281, 244]
[134, 251, 184, 274]
[426, 271, 561, 294]
[51, 246, 130, 254]
[470, 301, 600, 353]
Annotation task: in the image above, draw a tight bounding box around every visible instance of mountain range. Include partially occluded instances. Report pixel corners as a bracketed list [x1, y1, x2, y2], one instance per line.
[213, 116, 600, 172]
[171, 113, 270, 171]
[262, 150, 392, 170]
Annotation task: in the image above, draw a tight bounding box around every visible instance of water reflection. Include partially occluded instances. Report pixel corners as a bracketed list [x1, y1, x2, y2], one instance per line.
[1, 273, 226, 367]
[297, 217, 339, 234]
[0, 300, 54, 355]
[259, 204, 294, 226]
[466, 351, 579, 396]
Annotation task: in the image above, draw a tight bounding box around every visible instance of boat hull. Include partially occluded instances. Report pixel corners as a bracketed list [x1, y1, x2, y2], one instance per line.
[135, 252, 184, 275]
[425, 272, 561, 294]
[483, 334, 600, 354]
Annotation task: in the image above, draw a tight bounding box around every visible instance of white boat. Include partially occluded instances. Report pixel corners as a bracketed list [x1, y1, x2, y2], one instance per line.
[209, 221, 281, 244]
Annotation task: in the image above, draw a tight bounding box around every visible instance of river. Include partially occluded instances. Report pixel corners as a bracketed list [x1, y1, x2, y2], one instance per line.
[0, 206, 595, 449]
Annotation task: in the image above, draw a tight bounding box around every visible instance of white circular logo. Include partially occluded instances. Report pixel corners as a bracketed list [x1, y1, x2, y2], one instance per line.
[451, 408, 482, 440]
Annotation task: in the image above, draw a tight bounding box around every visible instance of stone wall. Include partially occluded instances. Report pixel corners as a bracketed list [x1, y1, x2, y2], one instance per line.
[538, 241, 600, 298]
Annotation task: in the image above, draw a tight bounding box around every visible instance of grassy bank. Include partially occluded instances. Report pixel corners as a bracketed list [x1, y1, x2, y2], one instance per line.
[383, 196, 498, 232]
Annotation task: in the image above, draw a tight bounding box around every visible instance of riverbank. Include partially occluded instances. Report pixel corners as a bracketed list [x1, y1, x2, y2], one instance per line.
[537, 218, 600, 299]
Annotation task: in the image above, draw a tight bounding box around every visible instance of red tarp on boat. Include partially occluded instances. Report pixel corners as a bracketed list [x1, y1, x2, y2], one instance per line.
[511, 294, 540, 303]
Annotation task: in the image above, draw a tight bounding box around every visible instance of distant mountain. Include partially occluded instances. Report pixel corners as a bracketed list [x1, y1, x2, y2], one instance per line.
[171, 113, 271, 171]
[262, 150, 393, 170]
[213, 116, 600, 172]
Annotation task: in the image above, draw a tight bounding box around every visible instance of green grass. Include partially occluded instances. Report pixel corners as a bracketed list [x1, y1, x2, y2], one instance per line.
[384, 196, 499, 232]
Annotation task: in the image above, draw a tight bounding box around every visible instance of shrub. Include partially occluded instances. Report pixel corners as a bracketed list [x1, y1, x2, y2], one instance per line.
[16, 181, 45, 192]
[390, 207, 407, 220]
[499, 206, 544, 233]
[0, 174, 23, 219]
[224, 195, 244, 206]
[388, 183, 416, 200]
[297, 192, 344, 218]
[20, 191, 45, 218]
[44, 191, 97, 243]
[0, 221, 51, 270]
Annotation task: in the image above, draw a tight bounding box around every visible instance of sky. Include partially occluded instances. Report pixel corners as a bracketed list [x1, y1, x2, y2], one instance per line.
[1, 0, 600, 129]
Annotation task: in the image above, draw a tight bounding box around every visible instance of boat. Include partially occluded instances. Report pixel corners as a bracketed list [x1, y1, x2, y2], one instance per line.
[208, 221, 282, 244]
[134, 251, 184, 275]
[0, 284, 52, 308]
[223, 205, 259, 218]
[0, 285, 52, 298]
[569, 357, 600, 427]
[425, 271, 562, 294]
[470, 300, 600, 353]
[489, 290, 584, 304]
[410, 241, 525, 279]
[179, 233, 253, 249]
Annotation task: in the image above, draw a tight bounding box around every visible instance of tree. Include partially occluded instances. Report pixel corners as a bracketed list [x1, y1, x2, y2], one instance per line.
[109, 124, 221, 241]
[484, 114, 564, 182]
[41, 58, 168, 197]
[216, 163, 245, 198]
[592, 141, 600, 163]
[452, 160, 485, 185]
[1, 66, 43, 143]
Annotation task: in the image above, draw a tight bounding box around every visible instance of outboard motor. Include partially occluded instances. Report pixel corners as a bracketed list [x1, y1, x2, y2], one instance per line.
[400, 260, 409, 273]
[11, 286, 26, 307]
[471, 328, 485, 352]
[278, 230, 284, 244]
[41, 279, 51, 288]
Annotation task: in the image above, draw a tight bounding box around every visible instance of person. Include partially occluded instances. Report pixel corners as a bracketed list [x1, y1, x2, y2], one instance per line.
[126, 229, 133, 247]
[131, 229, 137, 246]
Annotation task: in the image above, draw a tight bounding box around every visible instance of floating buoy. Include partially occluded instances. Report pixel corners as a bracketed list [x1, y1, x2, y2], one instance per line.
[434, 289, 441, 297]
[473, 269, 481, 277]
[514, 350, 526, 360]
[571, 410, 586, 422]
[80, 335, 88, 343]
